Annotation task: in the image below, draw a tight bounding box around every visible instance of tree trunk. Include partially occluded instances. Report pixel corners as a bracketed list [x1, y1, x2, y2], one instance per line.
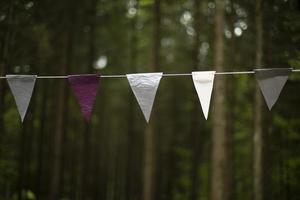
[211, 0, 229, 200]
[18, 91, 37, 199]
[0, 0, 15, 150]
[143, 0, 160, 200]
[190, 0, 201, 199]
[35, 82, 49, 199]
[18, 123, 28, 200]
[49, 34, 69, 200]
[143, 123, 156, 200]
[81, 0, 97, 198]
[224, 1, 237, 199]
[59, 20, 73, 199]
[126, 1, 139, 199]
[253, 0, 264, 200]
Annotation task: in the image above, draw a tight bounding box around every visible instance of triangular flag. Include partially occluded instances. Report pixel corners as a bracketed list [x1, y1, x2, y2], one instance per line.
[68, 74, 100, 121]
[255, 68, 292, 110]
[126, 73, 163, 123]
[192, 71, 215, 119]
[6, 75, 37, 122]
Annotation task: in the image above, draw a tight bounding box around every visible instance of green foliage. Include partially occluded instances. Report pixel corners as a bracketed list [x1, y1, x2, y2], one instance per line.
[0, 0, 299, 199]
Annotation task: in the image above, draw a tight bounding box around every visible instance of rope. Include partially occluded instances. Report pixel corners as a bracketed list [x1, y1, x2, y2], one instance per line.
[0, 69, 299, 79]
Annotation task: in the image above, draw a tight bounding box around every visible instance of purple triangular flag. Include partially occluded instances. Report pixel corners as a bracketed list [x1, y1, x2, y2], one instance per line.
[68, 74, 100, 121]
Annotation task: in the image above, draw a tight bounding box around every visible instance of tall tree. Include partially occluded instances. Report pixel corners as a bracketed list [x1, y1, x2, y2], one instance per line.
[253, 0, 264, 199]
[49, 10, 72, 198]
[143, 0, 161, 200]
[190, 0, 202, 199]
[224, 1, 236, 199]
[126, 1, 139, 200]
[49, 40, 69, 200]
[211, 0, 230, 200]
[81, 0, 97, 198]
[35, 82, 49, 199]
[0, 0, 15, 148]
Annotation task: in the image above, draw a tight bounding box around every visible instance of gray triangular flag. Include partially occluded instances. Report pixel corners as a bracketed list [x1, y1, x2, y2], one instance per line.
[192, 71, 215, 119]
[6, 75, 37, 122]
[255, 68, 292, 110]
[127, 73, 163, 123]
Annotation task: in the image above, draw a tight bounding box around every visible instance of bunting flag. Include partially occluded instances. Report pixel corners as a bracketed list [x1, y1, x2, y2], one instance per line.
[68, 74, 100, 121]
[126, 72, 163, 123]
[6, 75, 37, 122]
[2, 68, 297, 123]
[255, 68, 292, 110]
[192, 71, 215, 119]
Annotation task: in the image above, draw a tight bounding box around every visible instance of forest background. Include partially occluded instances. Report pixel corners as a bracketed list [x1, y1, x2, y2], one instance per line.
[0, 0, 299, 200]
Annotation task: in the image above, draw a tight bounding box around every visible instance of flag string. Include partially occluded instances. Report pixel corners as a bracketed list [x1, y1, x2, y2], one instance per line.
[3, 68, 299, 122]
[0, 69, 299, 79]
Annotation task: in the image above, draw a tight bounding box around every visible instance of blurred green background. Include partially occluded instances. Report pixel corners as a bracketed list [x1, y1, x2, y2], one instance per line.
[0, 0, 299, 199]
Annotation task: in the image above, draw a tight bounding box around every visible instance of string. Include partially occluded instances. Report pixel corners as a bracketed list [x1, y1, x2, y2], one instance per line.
[0, 69, 299, 79]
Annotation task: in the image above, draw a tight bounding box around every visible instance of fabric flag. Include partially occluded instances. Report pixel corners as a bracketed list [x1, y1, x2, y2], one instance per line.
[6, 75, 37, 122]
[127, 72, 163, 123]
[255, 68, 292, 110]
[68, 74, 100, 121]
[192, 71, 215, 119]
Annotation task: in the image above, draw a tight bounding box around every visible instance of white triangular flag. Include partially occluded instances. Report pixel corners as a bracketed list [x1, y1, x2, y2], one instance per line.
[127, 73, 163, 123]
[6, 75, 37, 122]
[192, 71, 215, 119]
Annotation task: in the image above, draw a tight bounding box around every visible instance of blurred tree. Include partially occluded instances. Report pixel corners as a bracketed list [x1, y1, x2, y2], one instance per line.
[49, 0, 73, 197]
[0, 0, 299, 200]
[143, 0, 161, 199]
[211, 0, 231, 200]
[253, 0, 264, 200]
[189, 0, 202, 200]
